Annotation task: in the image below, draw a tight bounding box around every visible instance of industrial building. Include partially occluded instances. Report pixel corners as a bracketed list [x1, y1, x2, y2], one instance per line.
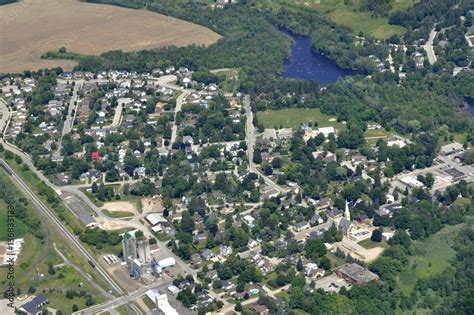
[122, 232, 151, 278]
[146, 289, 178, 315]
[336, 263, 379, 285]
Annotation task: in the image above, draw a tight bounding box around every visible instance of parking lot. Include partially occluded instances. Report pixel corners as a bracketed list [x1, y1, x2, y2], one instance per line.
[314, 274, 350, 293]
[60, 192, 97, 226]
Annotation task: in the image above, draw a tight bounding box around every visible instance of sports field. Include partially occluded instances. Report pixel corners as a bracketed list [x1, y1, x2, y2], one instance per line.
[256, 108, 344, 129]
[0, 0, 221, 73]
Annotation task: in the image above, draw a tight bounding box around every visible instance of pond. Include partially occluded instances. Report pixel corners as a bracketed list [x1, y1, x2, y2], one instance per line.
[282, 28, 354, 87]
[464, 97, 474, 116]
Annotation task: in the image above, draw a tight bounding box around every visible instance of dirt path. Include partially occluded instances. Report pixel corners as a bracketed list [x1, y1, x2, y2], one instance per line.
[102, 200, 137, 214]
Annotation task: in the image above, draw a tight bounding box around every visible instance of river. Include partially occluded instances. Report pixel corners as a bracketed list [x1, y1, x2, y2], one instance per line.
[282, 29, 354, 87]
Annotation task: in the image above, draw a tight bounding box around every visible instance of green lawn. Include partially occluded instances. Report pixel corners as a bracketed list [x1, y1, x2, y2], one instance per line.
[364, 128, 389, 138]
[328, 9, 406, 39]
[397, 224, 462, 294]
[358, 238, 389, 250]
[102, 209, 134, 218]
[0, 199, 29, 241]
[326, 251, 347, 269]
[256, 108, 344, 129]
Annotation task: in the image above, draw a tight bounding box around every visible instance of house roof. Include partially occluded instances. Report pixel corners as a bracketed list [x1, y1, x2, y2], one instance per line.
[19, 294, 48, 314]
[338, 263, 379, 283]
[252, 304, 269, 314]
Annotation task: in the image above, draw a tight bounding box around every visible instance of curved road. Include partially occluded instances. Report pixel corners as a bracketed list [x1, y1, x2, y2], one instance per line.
[424, 29, 438, 65]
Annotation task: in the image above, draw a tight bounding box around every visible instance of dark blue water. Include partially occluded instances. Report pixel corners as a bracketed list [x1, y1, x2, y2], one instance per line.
[282, 29, 354, 86]
[464, 97, 474, 116]
[467, 106, 474, 116]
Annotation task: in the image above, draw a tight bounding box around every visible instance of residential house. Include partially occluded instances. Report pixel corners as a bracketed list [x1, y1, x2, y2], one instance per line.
[292, 221, 310, 232]
[219, 245, 233, 256]
[18, 294, 48, 315]
[201, 249, 215, 261]
[252, 304, 269, 315]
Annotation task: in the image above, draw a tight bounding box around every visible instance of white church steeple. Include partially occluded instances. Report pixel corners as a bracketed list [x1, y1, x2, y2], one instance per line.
[344, 200, 350, 221]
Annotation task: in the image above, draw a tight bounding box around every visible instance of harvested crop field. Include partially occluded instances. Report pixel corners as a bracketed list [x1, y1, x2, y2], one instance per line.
[0, 0, 221, 73]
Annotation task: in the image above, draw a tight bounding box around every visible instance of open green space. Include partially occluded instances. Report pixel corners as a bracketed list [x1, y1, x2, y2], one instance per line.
[102, 209, 134, 218]
[0, 198, 29, 241]
[0, 154, 108, 309]
[256, 0, 413, 39]
[257, 108, 344, 129]
[102, 209, 133, 219]
[0, 153, 85, 233]
[358, 238, 389, 250]
[397, 224, 462, 294]
[364, 128, 389, 138]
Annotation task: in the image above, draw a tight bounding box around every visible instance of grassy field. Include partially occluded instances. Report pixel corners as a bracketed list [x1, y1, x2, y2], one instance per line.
[326, 251, 347, 269]
[0, 0, 221, 73]
[0, 164, 106, 313]
[364, 128, 389, 138]
[257, 108, 344, 129]
[358, 238, 389, 250]
[397, 224, 462, 294]
[256, 0, 413, 39]
[0, 199, 29, 241]
[102, 209, 134, 218]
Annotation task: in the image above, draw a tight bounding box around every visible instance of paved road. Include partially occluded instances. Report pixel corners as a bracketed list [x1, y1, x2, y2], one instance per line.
[244, 95, 289, 194]
[56, 81, 82, 156]
[0, 98, 11, 138]
[0, 160, 125, 297]
[170, 89, 192, 146]
[75, 280, 173, 315]
[100, 97, 131, 130]
[424, 29, 438, 65]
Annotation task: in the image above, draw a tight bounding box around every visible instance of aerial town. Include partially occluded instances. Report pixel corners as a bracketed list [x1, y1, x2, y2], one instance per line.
[0, 0, 473, 314]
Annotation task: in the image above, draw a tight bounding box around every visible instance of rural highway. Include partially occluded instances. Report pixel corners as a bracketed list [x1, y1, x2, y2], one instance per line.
[424, 29, 438, 65]
[244, 95, 289, 194]
[0, 160, 125, 296]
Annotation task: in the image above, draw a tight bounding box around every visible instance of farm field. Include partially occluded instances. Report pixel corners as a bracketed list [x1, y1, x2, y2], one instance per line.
[256, 108, 344, 129]
[256, 0, 413, 39]
[0, 0, 221, 73]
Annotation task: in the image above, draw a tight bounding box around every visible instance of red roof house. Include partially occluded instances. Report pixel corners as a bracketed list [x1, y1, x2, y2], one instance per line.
[91, 151, 102, 161]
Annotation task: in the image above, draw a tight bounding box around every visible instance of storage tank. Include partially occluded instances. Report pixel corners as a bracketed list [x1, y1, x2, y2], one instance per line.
[137, 239, 150, 263]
